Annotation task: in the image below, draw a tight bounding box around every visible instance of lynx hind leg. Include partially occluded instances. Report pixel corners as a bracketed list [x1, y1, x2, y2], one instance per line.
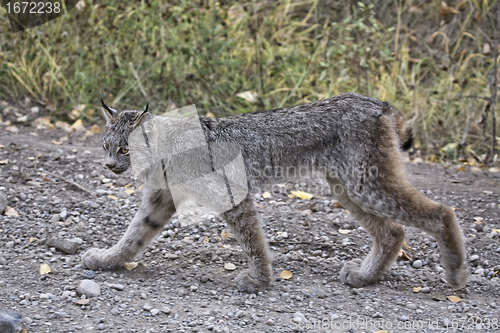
[338, 164, 468, 289]
[82, 189, 176, 270]
[327, 177, 405, 287]
[221, 195, 272, 293]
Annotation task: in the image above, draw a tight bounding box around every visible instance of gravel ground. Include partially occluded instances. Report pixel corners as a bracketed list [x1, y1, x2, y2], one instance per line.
[1, 122, 500, 333]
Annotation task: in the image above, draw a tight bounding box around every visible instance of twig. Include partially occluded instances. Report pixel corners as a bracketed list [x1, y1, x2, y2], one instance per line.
[43, 171, 93, 195]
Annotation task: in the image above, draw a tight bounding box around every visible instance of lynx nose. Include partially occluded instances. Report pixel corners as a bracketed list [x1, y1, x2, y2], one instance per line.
[106, 162, 116, 170]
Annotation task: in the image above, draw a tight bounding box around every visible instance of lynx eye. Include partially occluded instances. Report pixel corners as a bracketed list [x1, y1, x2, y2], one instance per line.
[119, 147, 129, 155]
[103, 143, 109, 150]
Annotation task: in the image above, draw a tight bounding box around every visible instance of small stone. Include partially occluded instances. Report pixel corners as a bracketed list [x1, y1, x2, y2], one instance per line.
[267, 318, 275, 326]
[281, 232, 288, 239]
[77, 280, 101, 297]
[177, 287, 188, 297]
[45, 238, 78, 255]
[150, 309, 160, 316]
[475, 268, 485, 276]
[110, 308, 119, 316]
[161, 307, 171, 314]
[0, 193, 7, 214]
[143, 303, 153, 311]
[421, 287, 431, 293]
[470, 255, 479, 261]
[200, 276, 209, 283]
[0, 310, 23, 333]
[224, 263, 236, 271]
[83, 271, 96, 279]
[190, 285, 198, 292]
[59, 209, 68, 219]
[49, 214, 61, 222]
[108, 284, 124, 291]
[412, 260, 423, 269]
[399, 315, 408, 321]
[293, 312, 306, 323]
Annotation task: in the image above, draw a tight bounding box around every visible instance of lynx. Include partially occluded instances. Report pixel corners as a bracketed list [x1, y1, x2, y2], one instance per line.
[82, 93, 468, 293]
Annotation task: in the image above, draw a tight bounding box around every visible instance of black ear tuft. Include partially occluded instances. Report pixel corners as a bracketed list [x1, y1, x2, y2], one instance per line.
[100, 93, 118, 124]
[144, 101, 149, 112]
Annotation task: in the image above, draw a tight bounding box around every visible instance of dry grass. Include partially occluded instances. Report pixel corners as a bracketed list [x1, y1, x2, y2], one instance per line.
[0, 0, 499, 158]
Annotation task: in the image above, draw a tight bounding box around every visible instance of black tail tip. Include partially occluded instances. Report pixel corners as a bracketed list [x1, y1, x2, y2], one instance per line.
[400, 129, 413, 151]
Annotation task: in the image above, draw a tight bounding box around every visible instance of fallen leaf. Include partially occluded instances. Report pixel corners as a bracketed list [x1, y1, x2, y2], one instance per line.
[457, 166, 465, 172]
[399, 249, 412, 260]
[333, 202, 343, 208]
[432, 294, 447, 301]
[224, 263, 236, 271]
[107, 195, 119, 200]
[124, 189, 135, 195]
[4, 207, 19, 216]
[55, 121, 71, 131]
[290, 191, 314, 200]
[287, 194, 295, 198]
[124, 184, 133, 188]
[203, 236, 209, 243]
[90, 124, 101, 133]
[221, 230, 231, 240]
[413, 287, 422, 293]
[42, 175, 50, 182]
[280, 270, 293, 280]
[0, 159, 8, 165]
[338, 229, 351, 234]
[489, 167, 500, 173]
[70, 119, 84, 131]
[262, 191, 271, 199]
[6, 125, 19, 133]
[492, 229, 500, 233]
[29, 237, 39, 244]
[374, 331, 388, 333]
[69, 104, 86, 120]
[206, 112, 215, 118]
[52, 141, 63, 145]
[447, 295, 461, 303]
[75, 299, 90, 305]
[124, 262, 138, 270]
[473, 216, 484, 223]
[39, 263, 51, 275]
[236, 91, 258, 103]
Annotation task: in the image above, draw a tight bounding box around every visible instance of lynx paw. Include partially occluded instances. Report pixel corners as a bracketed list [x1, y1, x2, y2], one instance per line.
[82, 248, 122, 270]
[339, 259, 375, 288]
[236, 272, 270, 294]
[446, 264, 469, 289]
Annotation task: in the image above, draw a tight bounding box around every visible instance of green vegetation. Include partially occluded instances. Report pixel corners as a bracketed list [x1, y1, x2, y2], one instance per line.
[0, 0, 499, 160]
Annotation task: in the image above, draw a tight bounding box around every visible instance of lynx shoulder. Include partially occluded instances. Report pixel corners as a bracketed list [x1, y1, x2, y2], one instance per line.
[82, 93, 468, 293]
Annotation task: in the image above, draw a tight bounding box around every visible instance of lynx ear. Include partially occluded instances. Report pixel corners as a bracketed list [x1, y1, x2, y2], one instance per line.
[130, 108, 151, 130]
[101, 95, 118, 125]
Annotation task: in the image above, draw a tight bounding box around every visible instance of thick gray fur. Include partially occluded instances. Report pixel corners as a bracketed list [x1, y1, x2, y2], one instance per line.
[82, 93, 468, 293]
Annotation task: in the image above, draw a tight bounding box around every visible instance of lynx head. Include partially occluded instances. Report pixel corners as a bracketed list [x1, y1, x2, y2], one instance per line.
[101, 97, 151, 174]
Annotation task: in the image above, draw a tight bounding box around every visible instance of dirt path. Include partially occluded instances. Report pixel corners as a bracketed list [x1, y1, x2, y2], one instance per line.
[1, 124, 500, 333]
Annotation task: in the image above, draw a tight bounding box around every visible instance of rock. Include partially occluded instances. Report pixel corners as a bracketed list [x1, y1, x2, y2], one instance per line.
[77, 280, 100, 297]
[412, 260, 423, 269]
[108, 284, 124, 291]
[45, 238, 78, 255]
[421, 287, 431, 293]
[161, 307, 171, 314]
[143, 303, 153, 311]
[110, 308, 119, 316]
[0, 193, 7, 215]
[83, 271, 96, 279]
[150, 309, 160, 316]
[49, 214, 61, 222]
[267, 318, 275, 325]
[293, 312, 306, 323]
[0, 310, 23, 333]
[470, 255, 479, 262]
[59, 209, 67, 219]
[224, 263, 236, 271]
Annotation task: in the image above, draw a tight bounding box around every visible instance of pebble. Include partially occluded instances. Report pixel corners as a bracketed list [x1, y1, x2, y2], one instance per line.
[293, 312, 306, 323]
[150, 309, 160, 316]
[0, 193, 7, 214]
[110, 308, 119, 315]
[0, 310, 23, 333]
[49, 214, 61, 222]
[267, 318, 275, 325]
[190, 285, 198, 292]
[77, 280, 101, 297]
[224, 263, 236, 271]
[412, 260, 423, 269]
[143, 303, 153, 311]
[108, 284, 124, 291]
[161, 307, 171, 314]
[200, 276, 209, 283]
[59, 209, 68, 219]
[45, 238, 79, 254]
[470, 255, 479, 261]
[421, 287, 431, 293]
[83, 271, 96, 279]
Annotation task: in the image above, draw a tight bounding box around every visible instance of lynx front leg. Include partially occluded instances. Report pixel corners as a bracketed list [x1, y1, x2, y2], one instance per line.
[221, 195, 272, 293]
[82, 189, 176, 270]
